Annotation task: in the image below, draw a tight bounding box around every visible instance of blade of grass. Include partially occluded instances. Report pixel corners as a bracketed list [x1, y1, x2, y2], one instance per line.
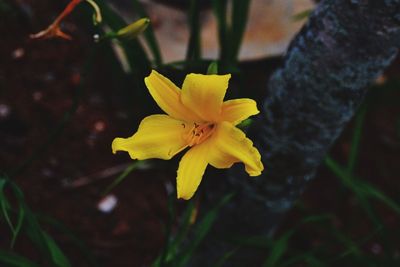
[347, 104, 367, 173]
[0, 176, 25, 248]
[102, 161, 147, 195]
[157, 194, 176, 267]
[23, 207, 72, 267]
[325, 157, 400, 215]
[325, 157, 382, 225]
[212, 247, 239, 267]
[175, 193, 234, 267]
[186, 0, 201, 63]
[325, 156, 395, 256]
[230, 0, 251, 63]
[42, 232, 71, 267]
[39, 214, 98, 267]
[262, 230, 294, 267]
[211, 0, 229, 64]
[0, 250, 40, 267]
[279, 249, 324, 267]
[164, 200, 196, 263]
[0, 177, 73, 267]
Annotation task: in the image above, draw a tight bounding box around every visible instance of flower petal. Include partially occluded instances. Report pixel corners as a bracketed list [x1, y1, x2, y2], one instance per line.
[221, 99, 260, 125]
[181, 73, 231, 121]
[176, 142, 210, 200]
[112, 115, 188, 160]
[208, 122, 263, 176]
[144, 70, 201, 121]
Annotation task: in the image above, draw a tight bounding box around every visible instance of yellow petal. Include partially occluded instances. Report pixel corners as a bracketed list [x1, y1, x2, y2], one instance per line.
[208, 122, 263, 176]
[112, 115, 188, 160]
[181, 73, 231, 122]
[176, 142, 211, 200]
[221, 98, 260, 125]
[144, 70, 201, 122]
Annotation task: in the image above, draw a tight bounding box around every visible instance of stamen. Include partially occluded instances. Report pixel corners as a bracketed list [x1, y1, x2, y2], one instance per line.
[183, 122, 215, 147]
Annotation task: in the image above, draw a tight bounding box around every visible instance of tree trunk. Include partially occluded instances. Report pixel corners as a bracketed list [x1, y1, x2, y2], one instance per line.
[196, 0, 400, 265]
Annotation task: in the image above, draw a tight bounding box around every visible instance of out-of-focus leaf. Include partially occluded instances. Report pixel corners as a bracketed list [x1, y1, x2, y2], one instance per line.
[186, 0, 201, 62]
[0, 251, 40, 267]
[0, 176, 25, 248]
[230, 0, 251, 62]
[207, 61, 219, 75]
[211, 0, 229, 63]
[291, 9, 313, 21]
[42, 232, 71, 267]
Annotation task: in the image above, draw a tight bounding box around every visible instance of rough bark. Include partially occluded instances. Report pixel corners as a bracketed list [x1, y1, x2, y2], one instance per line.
[195, 0, 400, 265]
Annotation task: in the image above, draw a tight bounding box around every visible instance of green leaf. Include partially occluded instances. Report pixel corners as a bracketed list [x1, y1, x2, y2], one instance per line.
[211, 0, 229, 64]
[291, 9, 313, 22]
[0, 250, 40, 267]
[42, 232, 72, 267]
[262, 230, 294, 267]
[207, 61, 219, 75]
[325, 157, 400, 215]
[186, 0, 201, 62]
[175, 193, 234, 267]
[230, 0, 251, 63]
[212, 247, 239, 267]
[165, 200, 196, 263]
[0, 177, 72, 266]
[0, 177, 25, 248]
[103, 161, 147, 195]
[347, 105, 367, 173]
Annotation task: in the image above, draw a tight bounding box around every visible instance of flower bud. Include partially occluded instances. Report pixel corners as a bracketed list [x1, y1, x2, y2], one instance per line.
[116, 18, 150, 39]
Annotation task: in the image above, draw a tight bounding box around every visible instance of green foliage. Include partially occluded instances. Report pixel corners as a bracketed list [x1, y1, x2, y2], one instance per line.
[102, 160, 150, 195]
[3, 1, 400, 267]
[291, 9, 313, 22]
[207, 61, 219, 75]
[0, 251, 40, 267]
[0, 177, 24, 248]
[211, 0, 251, 67]
[0, 0, 12, 14]
[186, 0, 201, 63]
[151, 193, 234, 267]
[0, 175, 72, 267]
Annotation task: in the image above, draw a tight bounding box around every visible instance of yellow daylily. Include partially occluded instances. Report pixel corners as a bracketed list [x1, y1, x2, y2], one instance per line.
[112, 70, 264, 200]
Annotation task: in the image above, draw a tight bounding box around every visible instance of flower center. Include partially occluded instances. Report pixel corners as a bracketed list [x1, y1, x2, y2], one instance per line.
[183, 122, 215, 147]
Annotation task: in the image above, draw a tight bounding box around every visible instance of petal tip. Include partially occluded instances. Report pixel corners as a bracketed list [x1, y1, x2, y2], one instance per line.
[111, 137, 123, 154]
[177, 190, 194, 200]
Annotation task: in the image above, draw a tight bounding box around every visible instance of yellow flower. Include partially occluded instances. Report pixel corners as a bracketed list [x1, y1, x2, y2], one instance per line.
[112, 70, 264, 200]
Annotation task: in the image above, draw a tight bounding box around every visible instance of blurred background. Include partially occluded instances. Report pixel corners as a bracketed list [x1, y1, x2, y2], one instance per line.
[1, 0, 400, 266]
